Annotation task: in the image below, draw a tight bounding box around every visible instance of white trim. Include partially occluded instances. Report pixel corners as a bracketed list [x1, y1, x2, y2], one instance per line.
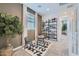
[13, 46, 23, 51]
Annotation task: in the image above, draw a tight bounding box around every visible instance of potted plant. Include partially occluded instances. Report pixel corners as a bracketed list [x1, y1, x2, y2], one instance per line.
[62, 23, 67, 35]
[0, 13, 23, 56]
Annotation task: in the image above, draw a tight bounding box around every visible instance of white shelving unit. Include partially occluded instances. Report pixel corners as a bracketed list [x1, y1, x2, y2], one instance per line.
[43, 18, 57, 41]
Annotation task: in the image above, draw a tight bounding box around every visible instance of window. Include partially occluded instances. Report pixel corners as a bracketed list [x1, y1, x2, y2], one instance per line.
[27, 12, 35, 30]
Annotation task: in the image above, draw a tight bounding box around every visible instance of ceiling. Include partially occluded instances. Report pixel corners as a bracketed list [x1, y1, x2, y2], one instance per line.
[26, 3, 60, 16]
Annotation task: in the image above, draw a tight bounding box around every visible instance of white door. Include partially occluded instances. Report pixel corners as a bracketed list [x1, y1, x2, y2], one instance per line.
[67, 14, 78, 56]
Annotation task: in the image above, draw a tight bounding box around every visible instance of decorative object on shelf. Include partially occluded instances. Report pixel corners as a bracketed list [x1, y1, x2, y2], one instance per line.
[0, 13, 23, 56]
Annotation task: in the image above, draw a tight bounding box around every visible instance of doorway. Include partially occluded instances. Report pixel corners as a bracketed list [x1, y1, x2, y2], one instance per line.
[60, 7, 78, 55]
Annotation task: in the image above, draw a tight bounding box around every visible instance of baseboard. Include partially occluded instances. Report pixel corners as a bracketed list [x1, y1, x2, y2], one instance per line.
[13, 46, 23, 51]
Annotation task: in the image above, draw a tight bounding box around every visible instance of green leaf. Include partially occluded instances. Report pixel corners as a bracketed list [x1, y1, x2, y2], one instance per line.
[0, 12, 23, 37]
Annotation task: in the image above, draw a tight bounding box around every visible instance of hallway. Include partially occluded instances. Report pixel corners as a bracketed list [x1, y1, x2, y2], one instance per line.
[0, 3, 78, 56]
[13, 35, 68, 56]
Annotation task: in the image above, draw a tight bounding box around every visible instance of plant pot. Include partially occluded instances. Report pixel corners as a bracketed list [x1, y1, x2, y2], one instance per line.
[0, 43, 13, 56]
[0, 38, 13, 56]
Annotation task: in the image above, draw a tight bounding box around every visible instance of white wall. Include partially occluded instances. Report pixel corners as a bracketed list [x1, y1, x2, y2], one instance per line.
[76, 4, 79, 55]
[59, 4, 79, 56]
[22, 4, 27, 46]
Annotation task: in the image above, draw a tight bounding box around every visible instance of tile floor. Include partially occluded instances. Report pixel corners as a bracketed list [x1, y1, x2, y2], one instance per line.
[13, 35, 69, 56]
[13, 48, 31, 56]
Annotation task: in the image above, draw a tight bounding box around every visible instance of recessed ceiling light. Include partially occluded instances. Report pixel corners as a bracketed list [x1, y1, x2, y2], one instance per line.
[37, 5, 42, 8]
[46, 8, 50, 11]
